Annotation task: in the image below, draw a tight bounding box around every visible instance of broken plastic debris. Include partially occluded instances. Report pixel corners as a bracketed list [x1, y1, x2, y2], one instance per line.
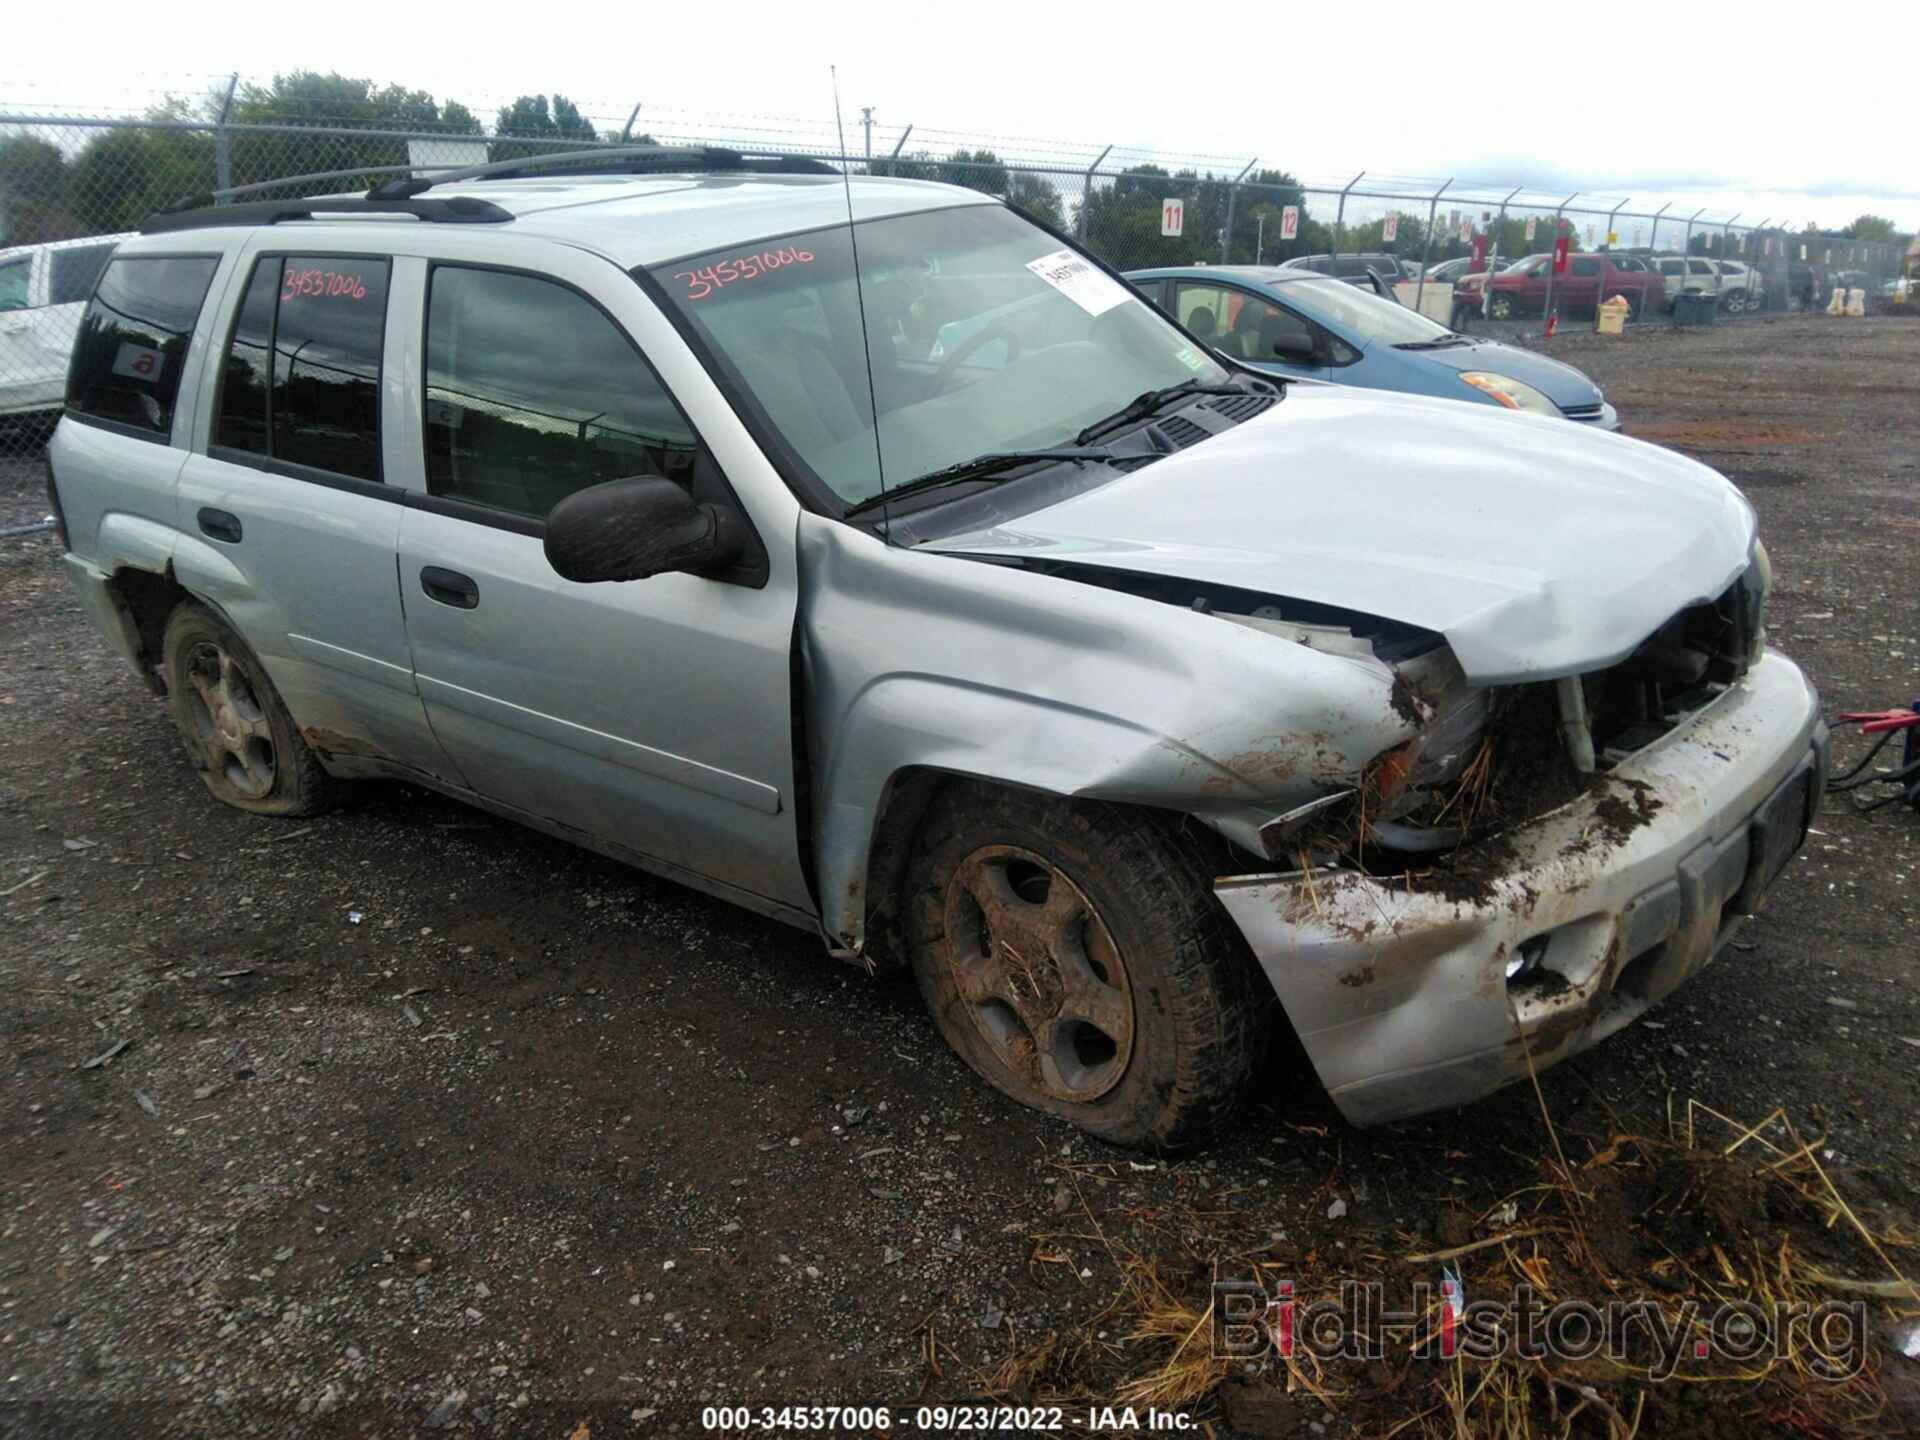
[1326, 1197, 1348, 1220]
[347, 911, 363, 925]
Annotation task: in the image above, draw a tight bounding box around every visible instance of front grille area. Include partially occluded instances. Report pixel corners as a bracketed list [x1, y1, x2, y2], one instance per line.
[1561, 402, 1606, 422]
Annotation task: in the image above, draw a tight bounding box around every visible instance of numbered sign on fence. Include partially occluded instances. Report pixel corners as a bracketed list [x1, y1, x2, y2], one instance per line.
[1457, 214, 1471, 242]
[1160, 197, 1184, 238]
[1381, 214, 1398, 243]
[1280, 205, 1299, 240]
[1525, 216, 1536, 242]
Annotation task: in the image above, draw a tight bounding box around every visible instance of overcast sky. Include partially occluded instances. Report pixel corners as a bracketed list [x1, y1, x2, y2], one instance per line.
[8, 0, 1914, 231]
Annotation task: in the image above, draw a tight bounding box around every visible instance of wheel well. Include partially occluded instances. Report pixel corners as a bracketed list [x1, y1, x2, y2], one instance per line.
[112, 566, 193, 694]
[856, 770, 1243, 969]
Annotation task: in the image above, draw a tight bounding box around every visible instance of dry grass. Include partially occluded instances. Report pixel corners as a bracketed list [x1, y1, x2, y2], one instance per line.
[938, 1103, 1918, 1438]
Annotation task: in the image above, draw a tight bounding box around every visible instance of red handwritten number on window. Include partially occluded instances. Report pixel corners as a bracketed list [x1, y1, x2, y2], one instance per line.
[673, 246, 816, 301]
[280, 267, 369, 302]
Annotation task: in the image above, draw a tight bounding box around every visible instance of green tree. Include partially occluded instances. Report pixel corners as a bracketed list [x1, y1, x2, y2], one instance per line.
[0, 136, 74, 245]
[936, 148, 1008, 196]
[1845, 214, 1897, 243]
[1006, 171, 1064, 230]
[67, 105, 217, 233]
[226, 71, 484, 197]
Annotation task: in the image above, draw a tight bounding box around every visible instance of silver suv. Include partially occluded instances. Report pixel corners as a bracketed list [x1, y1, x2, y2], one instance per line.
[48, 148, 1827, 1147]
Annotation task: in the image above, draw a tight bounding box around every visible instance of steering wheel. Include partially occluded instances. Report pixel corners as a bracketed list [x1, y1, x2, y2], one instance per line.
[936, 322, 1023, 392]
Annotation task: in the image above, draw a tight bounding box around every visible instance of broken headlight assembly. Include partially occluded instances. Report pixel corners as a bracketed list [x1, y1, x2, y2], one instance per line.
[1459, 372, 1558, 416]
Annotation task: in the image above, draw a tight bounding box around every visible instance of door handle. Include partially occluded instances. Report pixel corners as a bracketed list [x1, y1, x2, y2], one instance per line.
[420, 566, 479, 610]
[197, 507, 242, 544]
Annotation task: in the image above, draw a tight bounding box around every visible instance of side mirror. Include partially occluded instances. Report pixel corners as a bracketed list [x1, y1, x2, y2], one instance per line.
[1271, 333, 1318, 364]
[544, 476, 745, 583]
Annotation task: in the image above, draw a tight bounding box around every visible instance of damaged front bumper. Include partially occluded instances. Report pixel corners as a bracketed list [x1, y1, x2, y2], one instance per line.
[1215, 649, 1828, 1127]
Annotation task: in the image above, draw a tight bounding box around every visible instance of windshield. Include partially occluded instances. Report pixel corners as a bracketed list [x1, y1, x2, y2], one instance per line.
[1281, 276, 1452, 346]
[648, 204, 1228, 508]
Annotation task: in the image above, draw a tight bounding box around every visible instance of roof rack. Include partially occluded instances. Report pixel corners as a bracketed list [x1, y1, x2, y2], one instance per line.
[142, 194, 515, 234]
[364, 143, 838, 198]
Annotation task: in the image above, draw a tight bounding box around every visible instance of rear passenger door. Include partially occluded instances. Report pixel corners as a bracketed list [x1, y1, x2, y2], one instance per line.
[172, 244, 455, 782]
[390, 251, 810, 915]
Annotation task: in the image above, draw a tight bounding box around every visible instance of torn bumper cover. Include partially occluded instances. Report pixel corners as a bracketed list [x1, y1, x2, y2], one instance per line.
[1215, 650, 1828, 1127]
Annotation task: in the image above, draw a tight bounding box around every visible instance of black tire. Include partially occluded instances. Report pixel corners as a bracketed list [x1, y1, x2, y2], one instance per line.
[161, 602, 335, 817]
[904, 784, 1269, 1150]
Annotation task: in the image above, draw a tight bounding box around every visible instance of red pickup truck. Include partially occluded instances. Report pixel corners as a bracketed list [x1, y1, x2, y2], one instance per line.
[1455, 253, 1666, 320]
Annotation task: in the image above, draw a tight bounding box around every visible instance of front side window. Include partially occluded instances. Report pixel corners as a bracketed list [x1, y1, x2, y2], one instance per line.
[67, 255, 219, 436]
[49, 244, 117, 306]
[212, 255, 390, 481]
[424, 266, 708, 521]
[0, 258, 30, 312]
[1174, 282, 1316, 363]
[648, 205, 1229, 508]
[1278, 277, 1455, 348]
[1571, 258, 1600, 277]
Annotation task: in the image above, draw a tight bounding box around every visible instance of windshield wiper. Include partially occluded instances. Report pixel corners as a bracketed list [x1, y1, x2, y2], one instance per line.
[1073, 381, 1250, 447]
[1394, 334, 1475, 350]
[841, 447, 1121, 518]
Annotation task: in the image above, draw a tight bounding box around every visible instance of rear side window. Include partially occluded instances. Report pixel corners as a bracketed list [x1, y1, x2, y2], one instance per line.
[66, 256, 219, 437]
[423, 266, 705, 521]
[0, 257, 31, 311]
[212, 255, 391, 482]
[49, 244, 118, 305]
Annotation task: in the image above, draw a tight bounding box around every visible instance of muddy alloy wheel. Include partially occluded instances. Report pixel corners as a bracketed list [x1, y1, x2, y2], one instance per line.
[938, 844, 1135, 1104]
[181, 639, 277, 799]
[906, 785, 1269, 1150]
[161, 603, 334, 817]
[1488, 294, 1515, 321]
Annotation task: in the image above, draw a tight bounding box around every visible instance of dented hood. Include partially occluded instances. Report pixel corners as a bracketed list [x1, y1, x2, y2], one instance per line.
[922, 384, 1756, 683]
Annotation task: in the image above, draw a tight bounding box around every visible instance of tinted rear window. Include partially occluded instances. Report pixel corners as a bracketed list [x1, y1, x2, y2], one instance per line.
[49, 243, 118, 306]
[212, 255, 391, 481]
[66, 256, 220, 437]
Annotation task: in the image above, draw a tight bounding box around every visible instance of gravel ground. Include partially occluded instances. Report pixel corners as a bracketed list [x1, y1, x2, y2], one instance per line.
[3, 316, 1919, 1438]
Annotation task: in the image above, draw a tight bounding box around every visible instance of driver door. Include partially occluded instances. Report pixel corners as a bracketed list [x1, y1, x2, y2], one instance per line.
[391, 248, 810, 916]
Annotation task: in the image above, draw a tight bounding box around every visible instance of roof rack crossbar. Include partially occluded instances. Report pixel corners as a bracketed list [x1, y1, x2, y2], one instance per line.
[142, 195, 515, 234]
[364, 143, 837, 198]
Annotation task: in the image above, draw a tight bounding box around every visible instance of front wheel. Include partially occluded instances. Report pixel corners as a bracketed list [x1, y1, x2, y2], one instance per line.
[1724, 293, 1747, 314]
[161, 603, 335, 816]
[1487, 293, 1515, 321]
[905, 785, 1269, 1150]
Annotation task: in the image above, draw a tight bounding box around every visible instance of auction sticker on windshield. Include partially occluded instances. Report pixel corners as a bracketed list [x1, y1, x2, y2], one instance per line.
[1025, 249, 1130, 317]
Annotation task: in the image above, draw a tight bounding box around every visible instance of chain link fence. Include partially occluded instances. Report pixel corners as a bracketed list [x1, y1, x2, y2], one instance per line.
[3, 77, 1913, 484]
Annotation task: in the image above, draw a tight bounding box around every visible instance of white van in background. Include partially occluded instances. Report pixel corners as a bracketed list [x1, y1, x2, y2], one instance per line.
[0, 233, 130, 432]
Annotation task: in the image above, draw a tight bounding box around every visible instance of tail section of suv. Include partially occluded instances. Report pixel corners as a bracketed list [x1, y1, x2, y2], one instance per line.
[48, 152, 1823, 1145]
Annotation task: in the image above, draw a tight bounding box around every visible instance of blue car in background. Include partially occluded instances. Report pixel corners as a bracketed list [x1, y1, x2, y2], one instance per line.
[1124, 265, 1619, 429]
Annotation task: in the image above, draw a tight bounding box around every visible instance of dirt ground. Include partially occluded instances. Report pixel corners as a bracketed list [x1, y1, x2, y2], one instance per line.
[3, 316, 1919, 1438]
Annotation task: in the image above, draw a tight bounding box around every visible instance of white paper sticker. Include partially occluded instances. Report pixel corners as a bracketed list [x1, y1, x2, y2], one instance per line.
[1173, 346, 1207, 372]
[111, 342, 164, 382]
[1025, 249, 1130, 317]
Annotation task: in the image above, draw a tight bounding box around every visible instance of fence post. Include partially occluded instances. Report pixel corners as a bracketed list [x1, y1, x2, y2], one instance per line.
[1333, 169, 1365, 269]
[1415, 178, 1450, 318]
[1077, 144, 1112, 243]
[214, 73, 239, 205]
[1683, 206, 1704, 257]
[1645, 201, 1670, 255]
[1221, 158, 1256, 265]
[1543, 191, 1579, 327]
[1596, 199, 1628, 329]
[619, 104, 642, 143]
[1490, 184, 1520, 290]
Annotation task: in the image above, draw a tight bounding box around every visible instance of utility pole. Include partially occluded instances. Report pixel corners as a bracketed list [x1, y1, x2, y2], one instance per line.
[1256, 212, 1266, 264]
[860, 107, 875, 165]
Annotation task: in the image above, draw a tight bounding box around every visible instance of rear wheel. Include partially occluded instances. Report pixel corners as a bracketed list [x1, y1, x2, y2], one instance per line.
[161, 603, 335, 816]
[1487, 293, 1516, 321]
[1724, 292, 1747, 314]
[905, 785, 1269, 1150]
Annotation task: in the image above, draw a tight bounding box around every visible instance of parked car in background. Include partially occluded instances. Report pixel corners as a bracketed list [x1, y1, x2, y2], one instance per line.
[1709, 258, 1764, 312]
[1278, 252, 1415, 287]
[47, 155, 1820, 1142]
[1454, 252, 1665, 320]
[0, 233, 128, 434]
[1648, 254, 1719, 310]
[1127, 265, 1618, 428]
[1423, 255, 1513, 283]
